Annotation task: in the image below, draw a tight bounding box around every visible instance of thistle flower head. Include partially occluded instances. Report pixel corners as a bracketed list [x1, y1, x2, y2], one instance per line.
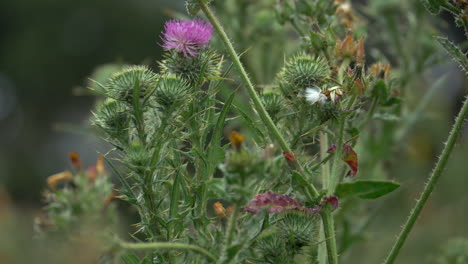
[161, 18, 213, 57]
[278, 53, 331, 96]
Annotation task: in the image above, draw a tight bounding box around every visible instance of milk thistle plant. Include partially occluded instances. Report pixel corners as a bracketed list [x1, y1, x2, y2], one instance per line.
[35, 0, 468, 263]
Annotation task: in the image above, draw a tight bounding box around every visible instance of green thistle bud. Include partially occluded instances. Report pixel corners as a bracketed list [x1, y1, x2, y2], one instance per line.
[255, 229, 291, 263]
[126, 142, 152, 175]
[261, 92, 284, 121]
[159, 49, 222, 87]
[105, 65, 158, 102]
[92, 99, 131, 143]
[277, 211, 319, 251]
[278, 53, 330, 96]
[154, 75, 191, 112]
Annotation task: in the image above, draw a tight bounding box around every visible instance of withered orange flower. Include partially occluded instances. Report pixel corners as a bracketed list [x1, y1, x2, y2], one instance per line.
[213, 201, 226, 218]
[96, 156, 106, 175]
[47, 171, 73, 190]
[335, 34, 365, 63]
[370, 62, 391, 80]
[69, 152, 82, 171]
[229, 131, 244, 150]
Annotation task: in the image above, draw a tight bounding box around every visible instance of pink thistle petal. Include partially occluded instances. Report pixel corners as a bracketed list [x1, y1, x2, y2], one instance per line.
[161, 18, 213, 57]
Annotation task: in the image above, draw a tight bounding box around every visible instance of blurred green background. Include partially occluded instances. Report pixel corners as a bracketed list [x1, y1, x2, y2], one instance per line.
[0, 0, 182, 204]
[0, 0, 467, 263]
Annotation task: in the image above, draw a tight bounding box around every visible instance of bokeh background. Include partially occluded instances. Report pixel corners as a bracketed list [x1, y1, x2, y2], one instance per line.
[0, 0, 467, 263]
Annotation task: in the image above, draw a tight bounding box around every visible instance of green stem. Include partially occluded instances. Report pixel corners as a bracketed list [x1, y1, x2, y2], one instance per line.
[226, 206, 240, 245]
[218, 206, 240, 264]
[168, 169, 181, 239]
[328, 118, 346, 195]
[199, 0, 319, 199]
[121, 241, 218, 262]
[320, 132, 330, 188]
[321, 210, 339, 264]
[383, 95, 468, 264]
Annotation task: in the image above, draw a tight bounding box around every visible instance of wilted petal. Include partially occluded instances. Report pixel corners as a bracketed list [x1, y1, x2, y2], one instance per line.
[243, 193, 339, 215]
[322, 195, 339, 209]
[243, 192, 304, 214]
[327, 144, 358, 177]
[343, 144, 358, 177]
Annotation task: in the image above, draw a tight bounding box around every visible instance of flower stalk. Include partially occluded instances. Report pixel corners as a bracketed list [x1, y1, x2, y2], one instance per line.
[383, 95, 468, 264]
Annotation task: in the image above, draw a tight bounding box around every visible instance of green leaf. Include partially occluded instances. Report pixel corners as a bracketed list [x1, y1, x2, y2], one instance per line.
[421, 0, 442, 14]
[436, 36, 468, 74]
[234, 105, 266, 144]
[207, 89, 236, 152]
[121, 253, 140, 264]
[336, 180, 400, 199]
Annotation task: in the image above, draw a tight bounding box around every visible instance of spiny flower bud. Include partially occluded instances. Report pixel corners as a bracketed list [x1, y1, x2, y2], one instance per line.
[105, 65, 158, 102]
[278, 53, 331, 96]
[277, 211, 319, 249]
[154, 75, 190, 113]
[260, 93, 284, 121]
[159, 49, 222, 86]
[126, 142, 152, 174]
[92, 99, 131, 142]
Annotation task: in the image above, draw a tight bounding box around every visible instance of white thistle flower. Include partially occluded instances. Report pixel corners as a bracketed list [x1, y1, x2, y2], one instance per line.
[305, 87, 327, 105]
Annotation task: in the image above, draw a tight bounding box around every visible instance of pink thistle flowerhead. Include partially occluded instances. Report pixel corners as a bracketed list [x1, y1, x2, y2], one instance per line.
[161, 18, 213, 57]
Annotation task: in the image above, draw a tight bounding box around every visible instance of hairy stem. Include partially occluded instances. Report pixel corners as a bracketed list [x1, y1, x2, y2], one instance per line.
[121, 241, 217, 262]
[383, 95, 468, 264]
[321, 210, 339, 264]
[328, 118, 346, 195]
